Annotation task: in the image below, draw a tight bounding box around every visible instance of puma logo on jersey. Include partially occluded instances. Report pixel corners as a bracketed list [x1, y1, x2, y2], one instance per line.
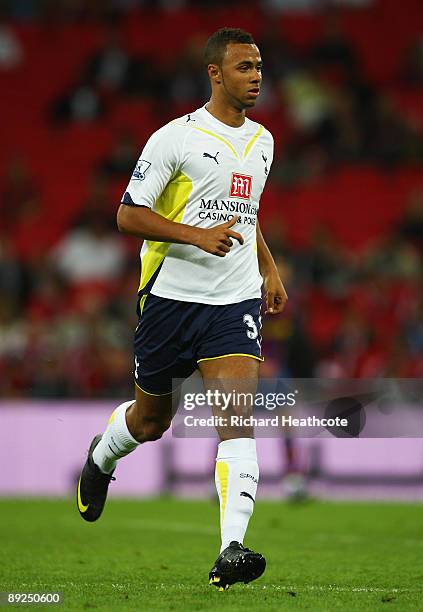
[261, 151, 268, 175]
[203, 151, 220, 165]
[186, 114, 195, 122]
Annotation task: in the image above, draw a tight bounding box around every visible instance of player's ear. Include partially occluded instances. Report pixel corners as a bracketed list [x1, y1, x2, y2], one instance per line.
[208, 64, 221, 84]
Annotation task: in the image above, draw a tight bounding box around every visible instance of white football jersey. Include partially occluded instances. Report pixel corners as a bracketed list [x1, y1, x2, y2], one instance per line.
[121, 105, 274, 305]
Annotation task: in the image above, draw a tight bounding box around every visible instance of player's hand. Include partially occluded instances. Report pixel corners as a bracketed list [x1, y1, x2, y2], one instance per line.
[192, 216, 244, 257]
[263, 269, 288, 314]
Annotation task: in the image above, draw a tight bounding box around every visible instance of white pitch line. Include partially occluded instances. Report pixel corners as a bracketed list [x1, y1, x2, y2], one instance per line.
[112, 583, 420, 594]
[17, 582, 422, 594]
[262, 585, 407, 593]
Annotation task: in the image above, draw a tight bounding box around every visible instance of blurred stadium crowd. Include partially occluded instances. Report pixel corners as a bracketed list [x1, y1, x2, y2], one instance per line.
[0, 0, 422, 397]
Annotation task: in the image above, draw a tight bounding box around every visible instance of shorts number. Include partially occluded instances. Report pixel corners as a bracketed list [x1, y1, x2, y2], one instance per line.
[243, 314, 258, 340]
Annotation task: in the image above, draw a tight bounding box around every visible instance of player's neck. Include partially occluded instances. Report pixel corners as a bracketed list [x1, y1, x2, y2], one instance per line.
[205, 99, 246, 128]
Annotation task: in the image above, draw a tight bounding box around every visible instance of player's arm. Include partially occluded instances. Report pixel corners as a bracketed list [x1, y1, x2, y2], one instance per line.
[119, 124, 243, 257]
[256, 221, 288, 314]
[117, 205, 243, 258]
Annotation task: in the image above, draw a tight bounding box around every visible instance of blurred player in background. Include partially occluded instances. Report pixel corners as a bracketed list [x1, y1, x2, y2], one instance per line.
[76, 27, 287, 590]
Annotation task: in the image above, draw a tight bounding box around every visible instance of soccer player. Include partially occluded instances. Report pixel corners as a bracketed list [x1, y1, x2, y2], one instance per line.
[77, 27, 287, 590]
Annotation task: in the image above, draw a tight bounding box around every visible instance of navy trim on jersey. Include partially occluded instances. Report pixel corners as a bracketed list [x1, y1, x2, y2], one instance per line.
[121, 192, 151, 207]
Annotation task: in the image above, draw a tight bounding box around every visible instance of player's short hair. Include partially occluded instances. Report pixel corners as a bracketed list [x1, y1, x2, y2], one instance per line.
[204, 27, 255, 67]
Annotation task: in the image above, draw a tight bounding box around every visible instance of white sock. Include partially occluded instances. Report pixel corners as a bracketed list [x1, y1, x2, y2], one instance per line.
[92, 400, 139, 474]
[215, 438, 259, 553]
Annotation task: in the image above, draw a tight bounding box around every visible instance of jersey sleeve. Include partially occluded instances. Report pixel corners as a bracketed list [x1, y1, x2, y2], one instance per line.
[121, 123, 184, 209]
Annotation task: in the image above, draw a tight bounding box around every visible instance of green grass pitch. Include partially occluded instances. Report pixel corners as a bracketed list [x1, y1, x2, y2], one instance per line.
[0, 498, 422, 610]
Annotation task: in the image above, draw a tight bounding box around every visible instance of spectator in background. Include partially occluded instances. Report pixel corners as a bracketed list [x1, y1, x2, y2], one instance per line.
[36, 0, 120, 24]
[257, 218, 292, 261]
[0, 13, 23, 70]
[274, 42, 369, 180]
[84, 27, 131, 94]
[400, 289, 423, 378]
[50, 24, 162, 124]
[343, 71, 377, 158]
[280, 62, 334, 139]
[168, 36, 209, 106]
[304, 225, 353, 296]
[51, 213, 127, 284]
[397, 189, 423, 251]
[26, 256, 69, 321]
[311, 17, 377, 164]
[310, 12, 358, 80]
[401, 36, 423, 87]
[0, 234, 28, 315]
[28, 351, 71, 397]
[7, 0, 38, 20]
[83, 25, 159, 98]
[369, 95, 423, 167]
[258, 24, 300, 84]
[51, 26, 140, 122]
[275, 62, 338, 182]
[50, 76, 106, 124]
[361, 233, 421, 282]
[326, 306, 374, 377]
[264, 0, 320, 10]
[1, 155, 39, 231]
[0, 289, 29, 396]
[17, 250, 135, 398]
[75, 175, 116, 230]
[99, 130, 138, 178]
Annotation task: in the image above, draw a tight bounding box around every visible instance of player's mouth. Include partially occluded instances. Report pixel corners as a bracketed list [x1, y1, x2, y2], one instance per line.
[247, 88, 260, 97]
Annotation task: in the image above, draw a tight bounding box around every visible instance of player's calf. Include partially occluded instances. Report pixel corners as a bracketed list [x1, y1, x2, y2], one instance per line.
[126, 405, 172, 443]
[76, 393, 174, 523]
[77, 400, 140, 522]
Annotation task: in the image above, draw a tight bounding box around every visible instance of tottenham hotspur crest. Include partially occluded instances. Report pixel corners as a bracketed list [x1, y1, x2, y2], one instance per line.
[131, 159, 151, 181]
